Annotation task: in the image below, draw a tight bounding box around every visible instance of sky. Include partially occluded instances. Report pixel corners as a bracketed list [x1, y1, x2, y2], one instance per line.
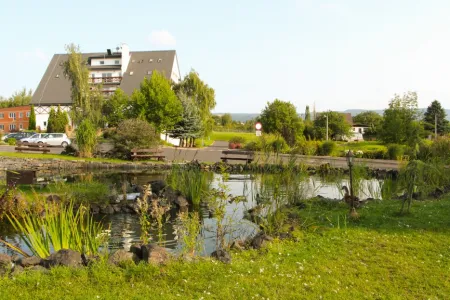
[1, 0, 450, 113]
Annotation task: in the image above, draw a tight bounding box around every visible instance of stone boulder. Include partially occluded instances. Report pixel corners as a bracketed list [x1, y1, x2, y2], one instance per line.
[42, 249, 83, 268]
[46, 194, 62, 202]
[251, 232, 274, 250]
[130, 244, 143, 259]
[18, 256, 41, 268]
[211, 249, 231, 264]
[100, 205, 115, 215]
[174, 194, 189, 209]
[0, 254, 12, 276]
[108, 249, 138, 266]
[141, 244, 169, 265]
[149, 180, 166, 196]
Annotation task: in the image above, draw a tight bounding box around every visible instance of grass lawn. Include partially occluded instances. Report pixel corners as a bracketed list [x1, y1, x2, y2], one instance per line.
[195, 131, 257, 147]
[335, 141, 387, 155]
[1, 197, 449, 299]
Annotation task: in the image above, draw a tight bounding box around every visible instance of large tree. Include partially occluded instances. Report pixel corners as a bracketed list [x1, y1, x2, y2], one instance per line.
[102, 88, 131, 127]
[28, 105, 36, 130]
[0, 88, 33, 108]
[259, 99, 304, 146]
[353, 111, 383, 137]
[173, 70, 215, 136]
[304, 105, 311, 122]
[131, 70, 182, 133]
[423, 100, 448, 135]
[313, 111, 351, 140]
[170, 92, 203, 147]
[379, 91, 422, 146]
[220, 113, 232, 127]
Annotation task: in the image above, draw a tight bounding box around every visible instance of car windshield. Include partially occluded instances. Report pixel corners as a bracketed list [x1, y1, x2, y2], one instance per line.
[41, 134, 50, 138]
[29, 134, 39, 139]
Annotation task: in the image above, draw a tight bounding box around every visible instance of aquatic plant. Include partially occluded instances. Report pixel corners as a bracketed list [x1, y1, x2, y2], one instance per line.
[167, 167, 212, 207]
[173, 211, 203, 256]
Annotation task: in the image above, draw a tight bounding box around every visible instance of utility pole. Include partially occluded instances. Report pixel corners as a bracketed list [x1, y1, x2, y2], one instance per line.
[326, 114, 329, 141]
[435, 113, 438, 139]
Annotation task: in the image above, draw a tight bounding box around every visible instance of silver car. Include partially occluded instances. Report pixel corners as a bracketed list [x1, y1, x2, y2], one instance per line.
[20, 133, 48, 143]
[35, 133, 71, 147]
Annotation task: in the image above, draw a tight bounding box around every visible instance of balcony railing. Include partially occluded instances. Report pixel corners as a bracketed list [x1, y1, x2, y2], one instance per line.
[88, 77, 122, 84]
[102, 90, 116, 97]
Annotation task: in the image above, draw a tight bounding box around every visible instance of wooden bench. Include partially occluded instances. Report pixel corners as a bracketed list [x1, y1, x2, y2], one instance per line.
[15, 142, 50, 154]
[131, 148, 165, 161]
[220, 150, 254, 164]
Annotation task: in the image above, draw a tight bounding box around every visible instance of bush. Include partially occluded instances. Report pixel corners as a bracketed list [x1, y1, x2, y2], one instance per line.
[387, 144, 404, 160]
[270, 138, 289, 153]
[6, 138, 16, 146]
[228, 136, 246, 144]
[112, 119, 159, 159]
[361, 149, 386, 159]
[318, 141, 336, 156]
[76, 120, 97, 158]
[430, 137, 450, 163]
[292, 141, 319, 155]
[244, 141, 261, 151]
[416, 141, 432, 162]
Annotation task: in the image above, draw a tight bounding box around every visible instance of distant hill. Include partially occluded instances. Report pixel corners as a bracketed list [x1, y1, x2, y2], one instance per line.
[343, 109, 450, 120]
[213, 113, 259, 122]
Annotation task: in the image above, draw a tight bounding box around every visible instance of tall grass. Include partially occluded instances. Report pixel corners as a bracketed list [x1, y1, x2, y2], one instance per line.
[167, 167, 212, 207]
[7, 201, 108, 258]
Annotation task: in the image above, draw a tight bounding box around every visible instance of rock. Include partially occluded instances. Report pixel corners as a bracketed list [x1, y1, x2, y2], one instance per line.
[230, 240, 246, 251]
[121, 206, 134, 214]
[211, 249, 231, 264]
[149, 180, 166, 196]
[11, 265, 23, 276]
[0, 254, 12, 276]
[130, 244, 143, 259]
[251, 232, 273, 250]
[126, 202, 139, 214]
[100, 205, 115, 215]
[46, 194, 62, 202]
[294, 201, 307, 209]
[42, 249, 83, 268]
[112, 204, 122, 213]
[91, 204, 100, 214]
[81, 254, 101, 266]
[288, 212, 298, 220]
[108, 249, 138, 265]
[278, 232, 292, 240]
[141, 244, 169, 265]
[18, 256, 41, 268]
[174, 194, 189, 208]
[28, 265, 49, 273]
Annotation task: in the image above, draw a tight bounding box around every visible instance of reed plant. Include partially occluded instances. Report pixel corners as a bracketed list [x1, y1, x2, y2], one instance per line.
[173, 211, 203, 257]
[167, 167, 212, 207]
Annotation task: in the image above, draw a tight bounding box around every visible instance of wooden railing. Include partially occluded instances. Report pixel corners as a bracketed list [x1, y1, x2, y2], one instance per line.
[88, 77, 122, 84]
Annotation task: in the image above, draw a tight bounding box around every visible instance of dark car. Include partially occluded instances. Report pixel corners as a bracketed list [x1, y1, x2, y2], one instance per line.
[2, 132, 36, 141]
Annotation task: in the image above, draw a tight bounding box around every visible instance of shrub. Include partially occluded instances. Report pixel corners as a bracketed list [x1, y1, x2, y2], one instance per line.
[228, 136, 246, 144]
[361, 149, 386, 159]
[387, 144, 404, 160]
[318, 141, 336, 156]
[6, 138, 16, 146]
[416, 141, 432, 162]
[112, 119, 159, 159]
[76, 119, 97, 158]
[270, 138, 289, 153]
[430, 137, 450, 163]
[292, 141, 319, 156]
[244, 141, 261, 151]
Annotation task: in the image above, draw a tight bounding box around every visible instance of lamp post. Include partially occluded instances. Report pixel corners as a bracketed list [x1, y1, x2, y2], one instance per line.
[346, 150, 355, 210]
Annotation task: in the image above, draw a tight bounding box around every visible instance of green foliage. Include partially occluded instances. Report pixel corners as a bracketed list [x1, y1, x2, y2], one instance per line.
[48, 105, 69, 132]
[169, 92, 203, 147]
[259, 99, 304, 146]
[46, 107, 56, 133]
[112, 119, 159, 159]
[318, 140, 336, 156]
[8, 201, 107, 258]
[102, 88, 131, 127]
[423, 100, 449, 135]
[379, 91, 422, 146]
[429, 137, 450, 163]
[270, 137, 289, 153]
[0, 87, 32, 108]
[76, 119, 97, 158]
[131, 71, 182, 133]
[64, 44, 104, 127]
[28, 105, 36, 130]
[167, 168, 212, 207]
[220, 113, 232, 127]
[173, 70, 216, 136]
[304, 105, 311, 122]
[303, 121, 314, 140]
[228, 136, 246, 144]
[6, 138, 16, 145]
[387, 144, 404, 160]
[313, 111, 351, 140]
[292, 140, 319, 155]
[174, 212, 202, 257]
[353, 111, 383, 136]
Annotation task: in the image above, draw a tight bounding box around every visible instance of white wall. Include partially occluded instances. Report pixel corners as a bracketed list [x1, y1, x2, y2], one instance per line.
[161, 133, 180, 146]
[35, 106, 71, 131]
[89, 71, 122, 78]
[91, 58, 121, 66]
[170, 53, 181, 83]
[121, 43, 131, 75]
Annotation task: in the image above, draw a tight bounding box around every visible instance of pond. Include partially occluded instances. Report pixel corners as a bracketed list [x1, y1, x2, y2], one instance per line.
[0, 169, 384, 256]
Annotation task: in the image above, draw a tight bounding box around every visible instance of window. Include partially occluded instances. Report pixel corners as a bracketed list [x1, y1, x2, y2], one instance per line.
[115, 60, 120, 65]
[19, 112, 23, 118]
[92, 74, 96, 78]
[54, 134, 63, 137]
[102, 73, 112, 78]
[0, 113, 3, 119]
[9, 112, 16, 119]
[9, 124, 16, 130]
[100, 61, 105, 65]
[0, 125, 3, 130]
[19, 124, 23, 129]
[26, 111, 30, 117]
[44, 121, 47, 126]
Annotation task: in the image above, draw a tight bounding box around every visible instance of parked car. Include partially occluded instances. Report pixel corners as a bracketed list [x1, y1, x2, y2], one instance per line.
[35, 133, 71, 147]
[2, 132, 35, 141]
[20, 133, 49, 143]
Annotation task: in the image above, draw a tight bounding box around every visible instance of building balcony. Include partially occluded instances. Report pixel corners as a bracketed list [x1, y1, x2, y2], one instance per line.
[102, 90, 116, 97]
[88, 77, 122, 84]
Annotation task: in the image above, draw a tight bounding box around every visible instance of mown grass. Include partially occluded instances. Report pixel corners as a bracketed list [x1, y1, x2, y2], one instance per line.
[196, 131, 259, 147]
[336, 141, 387, 153]
[1, 197, 449, 299]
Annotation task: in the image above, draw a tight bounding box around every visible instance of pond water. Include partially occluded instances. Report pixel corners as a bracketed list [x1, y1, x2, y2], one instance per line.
[0, 170, 383, 256]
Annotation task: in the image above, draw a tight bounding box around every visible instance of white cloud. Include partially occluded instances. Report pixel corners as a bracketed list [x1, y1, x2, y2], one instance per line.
[149, 30, 176, 47]
[16, 48, 49, 62]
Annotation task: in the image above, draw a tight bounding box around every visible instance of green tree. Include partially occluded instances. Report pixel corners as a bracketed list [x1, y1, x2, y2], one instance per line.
[51, 105, 69, 132]
[379, 91, 422, 146]
[47, 107, 56, 132]
[28, 105, 36, 130]
[423, 100, 448, 135]
[170, 92, 203, 147]
[259, 99, 304, 146]
[0, 88, 33, 108]
[63, 43, 103, 127]
[353, 111, 383, 137]
[313, 111, 351, 140]
[102, 88, 131, 127]
[76, 119, 97, 158]
[304, 105, 311, 122]
[173, 70, 216, 136]
[131, 70, 182, 133]
[220, 113, 232, 127]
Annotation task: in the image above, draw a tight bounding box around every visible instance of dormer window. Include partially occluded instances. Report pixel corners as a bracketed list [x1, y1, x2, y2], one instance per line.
[100, 61, 105, 65]
[115, 60, 120, 65]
